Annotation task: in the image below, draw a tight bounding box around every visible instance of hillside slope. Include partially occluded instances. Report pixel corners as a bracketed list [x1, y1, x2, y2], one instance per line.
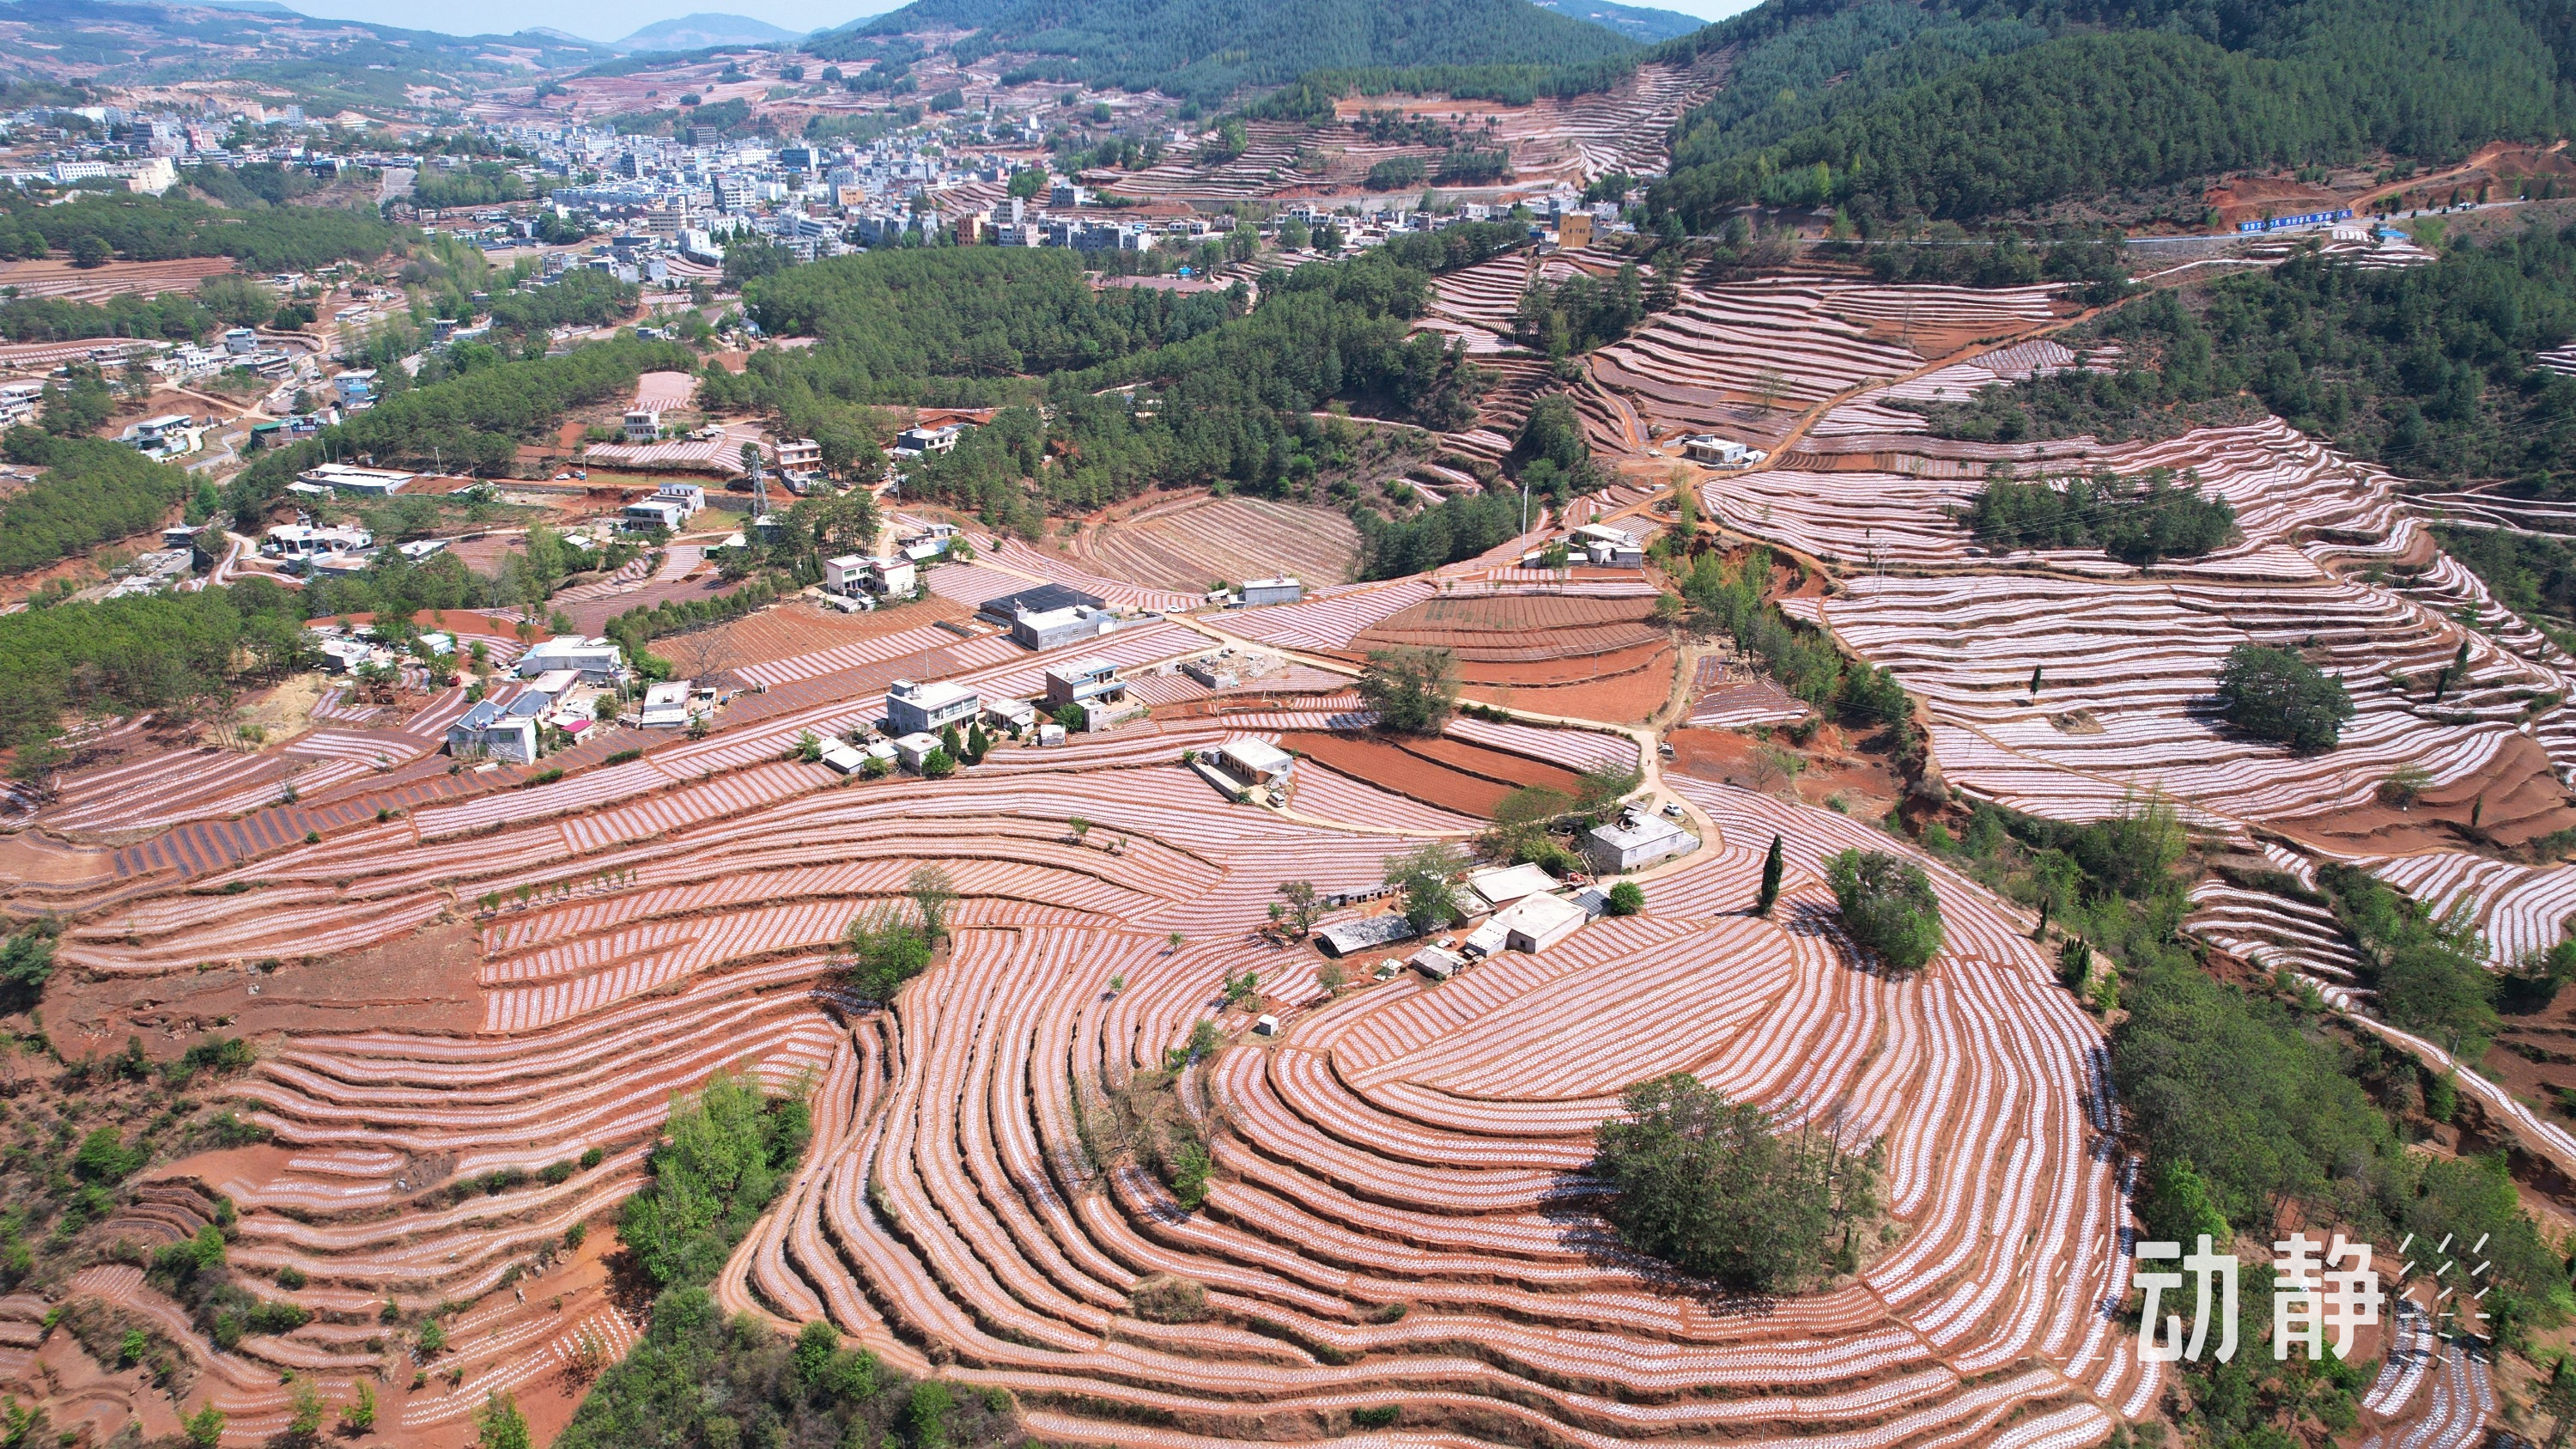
[1530, 0, 1705, 43]
[813, 0, 1639, 101]
[1650, 0, 2574, 227]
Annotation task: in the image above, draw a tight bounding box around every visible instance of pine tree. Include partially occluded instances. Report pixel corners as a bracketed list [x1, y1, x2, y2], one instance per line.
[1756, 834, 1783, 916]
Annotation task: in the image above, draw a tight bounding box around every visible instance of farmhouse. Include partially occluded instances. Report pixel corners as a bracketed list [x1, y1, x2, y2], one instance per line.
[623, 497, 687, 531]
[1467, 862, 1559, 913]
[1410, 945, 1464, 980]
[1012, 603, 1121, 651]
[518, 636, 624, 684]
[1570, 524, 1644, 568]
[978, 582, 1104, 628]
[1316, 913, 1417, 958]
[886, 679, 981, 737]
[823, 554, 915, 599]
[1681, 435, 1767, 469]
[118, 413, 200, 459]
[623, 408, 663, 443]
[264, 523, 372, 559]
[447, 697, 540, 764]
[1584, 812, 1698, 874]
[892, 423, 963, 457]
[1042, 657, 1128, 711]
[1241, 575, 1304, 606]
[1213, 738, 1295, 791]
[1494, 892, 1589, 953]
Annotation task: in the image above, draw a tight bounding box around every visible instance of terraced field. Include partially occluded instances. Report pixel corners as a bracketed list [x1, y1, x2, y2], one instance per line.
[702, 776, 2155, 1449]
[1072, 495, 1362, 592]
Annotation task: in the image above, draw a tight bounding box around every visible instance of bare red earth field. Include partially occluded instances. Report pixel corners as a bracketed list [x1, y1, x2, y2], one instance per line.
[1281, 730, 1582, 816]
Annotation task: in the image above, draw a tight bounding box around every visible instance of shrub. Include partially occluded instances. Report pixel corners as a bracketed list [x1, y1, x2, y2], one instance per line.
[1823, 849, 1944, 971]
[845, 908, 933, 1001]
[1127, 1273, 1212, 1322]
[1605, 881, 1645, 916]
[2215, 642, 2354, 752]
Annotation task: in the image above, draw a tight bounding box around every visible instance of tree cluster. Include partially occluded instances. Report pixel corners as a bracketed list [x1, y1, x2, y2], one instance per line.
[557, 1287, 1018, 1449]
[617, 1068, 813, 1292]
[1959, 463, 2239, 564]
[2214, 642, 2354, 752]
[1654, 0, 2567, 228]
[0, 429, 198, 575]
[1591, 1073, 1877, 1293]
[1824, 849, 1944, 971]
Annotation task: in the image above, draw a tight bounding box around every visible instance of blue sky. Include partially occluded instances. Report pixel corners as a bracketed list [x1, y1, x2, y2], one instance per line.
[280, 0, 1759, 47]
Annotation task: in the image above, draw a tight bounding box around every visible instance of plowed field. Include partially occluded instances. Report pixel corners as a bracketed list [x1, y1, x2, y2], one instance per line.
[1281, 729, 1584, 816]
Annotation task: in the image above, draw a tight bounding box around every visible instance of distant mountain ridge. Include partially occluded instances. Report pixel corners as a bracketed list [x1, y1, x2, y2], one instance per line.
[815, 0, 1640, 102]
[613, 10, 800, 50]
[1529, 0, 1704, 43]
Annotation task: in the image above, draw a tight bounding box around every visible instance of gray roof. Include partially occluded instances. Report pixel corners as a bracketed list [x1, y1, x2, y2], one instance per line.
[1315, 913, 1416, 958]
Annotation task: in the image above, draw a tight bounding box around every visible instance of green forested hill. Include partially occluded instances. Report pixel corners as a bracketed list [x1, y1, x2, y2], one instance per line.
[812, 0, 1637, 102]
[1651, 0, 2573, 228]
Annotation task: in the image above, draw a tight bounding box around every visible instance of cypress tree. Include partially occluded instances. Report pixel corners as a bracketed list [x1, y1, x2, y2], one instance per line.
[1756, 833, 1783, 916]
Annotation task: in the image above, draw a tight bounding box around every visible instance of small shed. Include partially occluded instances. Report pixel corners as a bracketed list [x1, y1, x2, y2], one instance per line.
[1410, 945, 1464, 981]
[820, 740, 867, 774]
[1241, 575, 1303, 606]
[640, 680, 695, 728]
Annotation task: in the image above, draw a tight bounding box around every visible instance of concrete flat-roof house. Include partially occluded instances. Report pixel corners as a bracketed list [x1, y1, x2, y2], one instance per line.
[623, 497, 687, 531]
[886, 679, 981, 738]
[1213, 739, 1295, 790]
[1494, 892, 1589, 954]
[824, 554, 916, 598]
[301, 462, 414, 496]
[1241, 576, 1303, 606]
[1042, 657, 1127, 711]
[1013, 604, 1119, 651]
